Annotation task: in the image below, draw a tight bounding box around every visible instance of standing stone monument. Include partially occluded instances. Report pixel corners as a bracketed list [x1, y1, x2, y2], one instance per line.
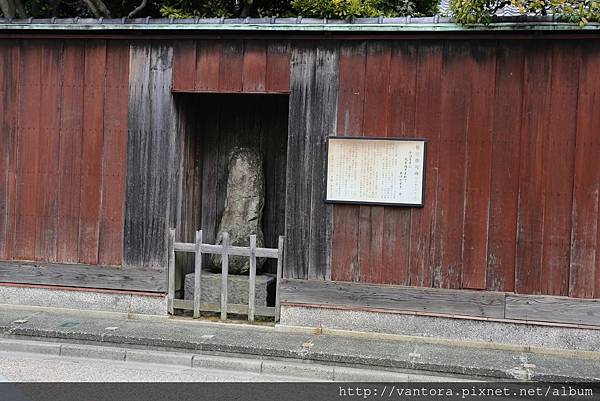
[211, 146, 266, 274]
[184, 147, 273, 308]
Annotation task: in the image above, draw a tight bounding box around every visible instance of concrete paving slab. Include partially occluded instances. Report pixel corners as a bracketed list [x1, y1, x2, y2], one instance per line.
[0, 305, 598, 381]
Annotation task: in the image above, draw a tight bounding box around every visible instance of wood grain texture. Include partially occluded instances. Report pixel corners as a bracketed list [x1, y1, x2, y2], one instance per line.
[34, 42, 63, 263]
[307, 44, 339, 281]
[285, 42, 338, 280]
[98, 42, 129, 266]
[382, 42, 417, 285]
[78, 40, 107, 265]
[172, 40, 196, 91]
[569, 44, 600, 298]
[358, 42, 391, 284]
[330, 42, 366, 283]
[280, 278, 505, 318]
[540, 44, 579, 296]
[56, 43, 85, 263]
[408, 43, 443, 288]
[13, 42, 42, 261]
[486, 43, 524, 293]
[218, 40, 244, 92]
[433, 42, 470, 289]
[0, 260, 166, 292]
[505, 294, 600, 326]
[515, 44, 553, 295]
[0, 43, 19, 261]
[124, 42, 175, 270]
[461, 44, 496, 290]
[266, 41, 291, 93]
[195, 40, 220, 92]
[242, 40, 267, 92]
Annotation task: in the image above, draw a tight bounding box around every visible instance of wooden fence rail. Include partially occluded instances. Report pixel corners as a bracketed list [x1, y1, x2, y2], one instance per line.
[167, 229, 285, 322]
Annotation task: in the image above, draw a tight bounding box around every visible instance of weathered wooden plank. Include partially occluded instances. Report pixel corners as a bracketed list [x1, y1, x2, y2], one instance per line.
[242, 40, 267, 92]
[172, 40, 196, 91]
[540, 44, 579, 296]
[220, 231, 229, 320]
[0, 45, 8, 260]
[13, 42, 42, 261]
[266, 41, 290, 93]
[358, 42, 391, 284]
[307, 44, 338, 281]
[34, 42, 63, 263]
[168, 229, 175, 314]
[382, 41, 417, 285]
[124, 44, 151, 269]
[408, 43, 443, 288]
[219, 40, 244, 92]
[98, 42, 129, 266]
[248, 234, 257, 322]
[280, 278, 506, 319]
[78, 40, 106, 265]
[193, 229, 202, 318]
[144, 43, 175, 269]
[284, 44, 315, 279]
[433, 42, 470, 289]
[174, 242, 279, 258]
[199, 96, 219, 267]
[515, 44, 553, 294]
[569, 44, 600, 298]
[461, 44, 496, 290]
[195, 40, 220, 91]
[486, 43, 524, 293]
[56, 43, 85, 263]
[285, 42, 338, 280]
[505, 294, 600, 326]
[124, 42, 175, 270]
[275, 235, 284, 322]
[0, 43, 19, 260]
[0, 261, 166, 292]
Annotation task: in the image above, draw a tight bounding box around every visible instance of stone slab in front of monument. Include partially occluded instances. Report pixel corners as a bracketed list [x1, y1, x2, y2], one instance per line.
[184, 271, 275, 308]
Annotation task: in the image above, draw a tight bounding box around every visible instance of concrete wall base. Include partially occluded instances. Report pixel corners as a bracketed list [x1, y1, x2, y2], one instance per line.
[0, 284, 167, 316]
[279, 305, 600, 353]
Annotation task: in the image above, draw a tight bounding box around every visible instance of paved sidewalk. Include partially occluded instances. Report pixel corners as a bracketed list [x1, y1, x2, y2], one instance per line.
[0, 305, 598, 381]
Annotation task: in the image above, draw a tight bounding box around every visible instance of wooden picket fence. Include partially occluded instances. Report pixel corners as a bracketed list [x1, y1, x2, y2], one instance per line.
[167, 229, 285, 322]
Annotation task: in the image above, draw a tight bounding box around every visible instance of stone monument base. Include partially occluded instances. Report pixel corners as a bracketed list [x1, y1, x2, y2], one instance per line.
[184, 271, 275, 307]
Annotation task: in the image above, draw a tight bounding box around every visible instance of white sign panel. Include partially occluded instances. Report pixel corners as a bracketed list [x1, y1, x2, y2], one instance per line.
[326, 137, 426, 206]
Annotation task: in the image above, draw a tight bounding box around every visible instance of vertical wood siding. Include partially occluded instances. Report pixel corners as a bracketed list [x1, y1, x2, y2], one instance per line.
[330, 39, 600, 298]
[0, 39, 129, 266]
[2, 36, 600, 300]
[124, 42, 176, 270]
[173, 39, 291, 93]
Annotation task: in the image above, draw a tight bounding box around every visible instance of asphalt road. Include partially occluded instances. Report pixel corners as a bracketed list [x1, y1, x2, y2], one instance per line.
[0, 350, 311, 382]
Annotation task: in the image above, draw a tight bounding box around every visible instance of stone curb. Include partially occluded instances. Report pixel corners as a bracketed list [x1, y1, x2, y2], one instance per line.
[0, 338, 462, 382]
[2, 326, 595, 382]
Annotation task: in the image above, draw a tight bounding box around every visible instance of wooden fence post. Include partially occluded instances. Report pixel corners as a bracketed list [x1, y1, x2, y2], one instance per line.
[221, 232, 229, 321]
[248, 234, 257, 323]
[168, 228, 176, 315]
[193, 230, 203, 318]
[275, 235, 285, 322]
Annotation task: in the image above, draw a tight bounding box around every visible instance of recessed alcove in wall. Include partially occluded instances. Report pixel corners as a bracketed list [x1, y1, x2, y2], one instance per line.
[174, 92, 289, 276]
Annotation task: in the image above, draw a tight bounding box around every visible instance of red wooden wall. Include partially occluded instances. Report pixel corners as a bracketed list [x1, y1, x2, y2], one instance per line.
[2, 35, 599, 299]
[173, 40, 290, 93]
[331, 40, 600, 299]
[0, 40, 129, 266]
